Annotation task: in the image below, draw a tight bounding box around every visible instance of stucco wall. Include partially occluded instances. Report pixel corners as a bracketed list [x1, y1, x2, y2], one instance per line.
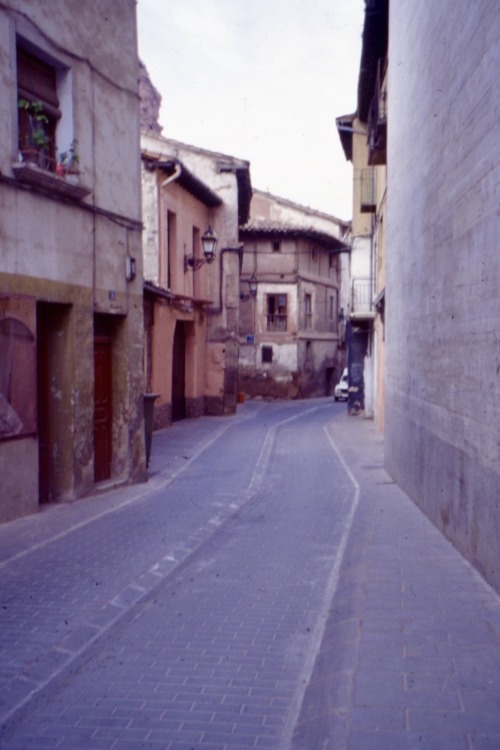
[385, 2, 500, 591]
[0, 1, 145, 521]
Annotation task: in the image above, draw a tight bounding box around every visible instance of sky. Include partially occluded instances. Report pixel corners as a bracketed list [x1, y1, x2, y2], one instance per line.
[136, 0, 365, 221]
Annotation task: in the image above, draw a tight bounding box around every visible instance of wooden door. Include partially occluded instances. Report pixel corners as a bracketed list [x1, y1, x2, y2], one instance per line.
[94, 336, 112, 481]
[37, 310, 51, 502]
[171, 322, 186, 422]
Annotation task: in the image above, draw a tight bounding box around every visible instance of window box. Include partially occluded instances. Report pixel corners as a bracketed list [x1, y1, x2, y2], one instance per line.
[12, 161, 91, 201]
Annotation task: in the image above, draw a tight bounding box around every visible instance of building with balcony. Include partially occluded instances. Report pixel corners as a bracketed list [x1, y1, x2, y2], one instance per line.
[238, 190, 349, 400]
[0, 0, 145, 522]
[336, 0, 388, 425]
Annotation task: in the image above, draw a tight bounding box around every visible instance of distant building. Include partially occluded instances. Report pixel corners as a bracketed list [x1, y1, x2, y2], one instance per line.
[141, 132, 252, 425]
[0, 1, 145, 521]
[238, 190, 349, 399]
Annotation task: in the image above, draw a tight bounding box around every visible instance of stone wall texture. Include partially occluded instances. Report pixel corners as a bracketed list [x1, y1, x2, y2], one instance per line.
[385, 2, 500, 591]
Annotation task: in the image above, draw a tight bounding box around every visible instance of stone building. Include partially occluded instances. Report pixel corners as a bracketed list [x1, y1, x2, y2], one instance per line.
[0, 1, 145, 522]
[238, 190, 349, 399]
[141, 132, 251, 425]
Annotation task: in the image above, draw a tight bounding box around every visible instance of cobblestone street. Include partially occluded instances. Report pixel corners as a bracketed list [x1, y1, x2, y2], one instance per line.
[1, 401, 499, 749]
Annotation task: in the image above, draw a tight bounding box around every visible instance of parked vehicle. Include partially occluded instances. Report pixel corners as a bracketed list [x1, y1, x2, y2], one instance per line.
[334, 368, 348, 401]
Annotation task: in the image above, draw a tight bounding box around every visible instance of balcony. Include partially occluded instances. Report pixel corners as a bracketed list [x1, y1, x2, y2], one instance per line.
[367, 58, 387, 166]
[351, 277, 374, 318]
[266, 314, 287, 332]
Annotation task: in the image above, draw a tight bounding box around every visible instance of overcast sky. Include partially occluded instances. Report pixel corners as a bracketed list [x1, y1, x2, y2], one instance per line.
[136, 0, 364, 221]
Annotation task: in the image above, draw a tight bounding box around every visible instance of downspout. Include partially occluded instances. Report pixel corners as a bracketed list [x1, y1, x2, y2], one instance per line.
[209, 245, 243, 315]
[160, 162, 181, 188]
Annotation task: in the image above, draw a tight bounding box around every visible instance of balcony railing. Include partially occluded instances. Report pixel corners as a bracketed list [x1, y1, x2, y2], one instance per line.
[368, 58, 387, 166]
[351, 278, 373, 315]
[266, 314, 287, 332]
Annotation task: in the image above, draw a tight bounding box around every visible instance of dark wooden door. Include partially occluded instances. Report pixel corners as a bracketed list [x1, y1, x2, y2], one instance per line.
[94, 336, 112, 481]
[171, 323, 186, 422]
[37, 309, 51, 502]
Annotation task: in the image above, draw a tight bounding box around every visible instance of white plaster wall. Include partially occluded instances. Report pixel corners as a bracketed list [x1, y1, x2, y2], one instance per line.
[386, 1, 500, 591]
[255, 283, 298, 335]
[350, 235, 371, 281]
[251, 190, 346, 239]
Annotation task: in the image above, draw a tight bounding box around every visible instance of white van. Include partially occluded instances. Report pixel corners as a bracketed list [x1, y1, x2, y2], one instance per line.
[334, 368, 348, 401]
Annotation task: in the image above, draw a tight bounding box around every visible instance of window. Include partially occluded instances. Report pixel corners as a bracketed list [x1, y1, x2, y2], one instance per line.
[272, 241, 281, 253]
[304, 293, 312, 328]
[261, 346, 273, 363]
[329, 290, 339, 320]
[0, 315, 37, 440]
[17, 45, 60, 169]
[266, 294, 287, 332]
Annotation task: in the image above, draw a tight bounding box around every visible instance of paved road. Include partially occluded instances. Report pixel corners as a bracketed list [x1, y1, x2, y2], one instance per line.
[2, 400, 500, 749]
[0, 400, 357, 749]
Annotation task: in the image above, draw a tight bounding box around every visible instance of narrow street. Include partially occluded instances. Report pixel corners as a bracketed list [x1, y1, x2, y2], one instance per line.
[1, 400, 500, 750]
[0, 400, 357, 749]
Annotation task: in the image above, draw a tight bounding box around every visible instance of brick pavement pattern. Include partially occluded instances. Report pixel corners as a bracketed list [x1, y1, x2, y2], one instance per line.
[0, 400, 499, 750]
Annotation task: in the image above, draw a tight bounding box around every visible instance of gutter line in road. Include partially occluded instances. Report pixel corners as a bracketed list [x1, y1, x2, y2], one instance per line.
[281, 422, 361, 750]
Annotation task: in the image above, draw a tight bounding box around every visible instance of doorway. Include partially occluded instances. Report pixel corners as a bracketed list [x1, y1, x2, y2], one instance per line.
[171, 321, 186, 422]
[37, 303, 71, 502]
[94, 332, 113, 482]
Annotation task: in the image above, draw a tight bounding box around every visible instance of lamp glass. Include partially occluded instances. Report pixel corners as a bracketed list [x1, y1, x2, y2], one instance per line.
[201, 226, 217, 260]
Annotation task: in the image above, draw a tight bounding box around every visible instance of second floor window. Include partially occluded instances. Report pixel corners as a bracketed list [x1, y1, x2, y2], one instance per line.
[17, 45, 60, 170]
[304, 293, 312, 328]
[266, 294, 287, 332]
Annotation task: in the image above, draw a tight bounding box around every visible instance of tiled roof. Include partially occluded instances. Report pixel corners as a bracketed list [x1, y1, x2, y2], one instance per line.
[240, 220, 349, 252]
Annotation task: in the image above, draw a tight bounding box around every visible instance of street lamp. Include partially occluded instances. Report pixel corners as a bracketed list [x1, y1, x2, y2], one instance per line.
[184, 226, 218, 272]
[240, 273, 258, 301]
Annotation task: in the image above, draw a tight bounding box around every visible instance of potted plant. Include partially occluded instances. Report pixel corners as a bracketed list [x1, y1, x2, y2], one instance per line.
[17, 99, 51, 166]
[56, 139, 79, 179]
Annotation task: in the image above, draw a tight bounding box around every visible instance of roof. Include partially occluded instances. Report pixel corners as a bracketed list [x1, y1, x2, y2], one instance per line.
[240, 220, 349, 252]
[357, 0, 389, 122]
[143, 158, 222, 208]
[141, 134, 252, 224]
[251, 188, 349, 229]
[335, 113, 356, 162]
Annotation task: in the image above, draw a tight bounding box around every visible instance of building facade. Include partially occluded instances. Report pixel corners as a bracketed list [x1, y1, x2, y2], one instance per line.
[385, 1, 500, 592]
[0, 1, 145, 522]
[141, 133, 251, 426]
[336, 0, 388, 426]
[238, 191, 349, 399]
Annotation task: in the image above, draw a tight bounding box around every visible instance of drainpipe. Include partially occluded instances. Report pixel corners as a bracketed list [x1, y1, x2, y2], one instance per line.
[160, 162, 181, 188]
[209, 245, 243, 315]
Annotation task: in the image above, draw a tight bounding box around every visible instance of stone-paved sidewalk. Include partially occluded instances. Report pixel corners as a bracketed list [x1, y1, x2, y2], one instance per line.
[291, 413, 500, 750]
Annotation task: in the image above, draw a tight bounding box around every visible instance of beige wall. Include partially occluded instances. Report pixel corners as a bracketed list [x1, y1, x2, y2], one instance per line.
[0, 1, 145, 521]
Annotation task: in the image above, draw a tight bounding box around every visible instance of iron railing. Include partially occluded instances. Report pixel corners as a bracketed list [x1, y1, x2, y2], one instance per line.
[266, 314, 287, 332]
[351, 278, 373, 315]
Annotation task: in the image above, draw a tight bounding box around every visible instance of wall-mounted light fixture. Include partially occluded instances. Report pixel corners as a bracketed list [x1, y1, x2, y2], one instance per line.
[184, 226, 218, 272]
[125, 255, 136, 282]
[240, 273, 258, 301]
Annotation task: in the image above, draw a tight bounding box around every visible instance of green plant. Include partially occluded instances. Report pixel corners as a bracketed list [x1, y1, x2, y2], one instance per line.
[18, 98, 51, 149]
[58, 139, 79, 172]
